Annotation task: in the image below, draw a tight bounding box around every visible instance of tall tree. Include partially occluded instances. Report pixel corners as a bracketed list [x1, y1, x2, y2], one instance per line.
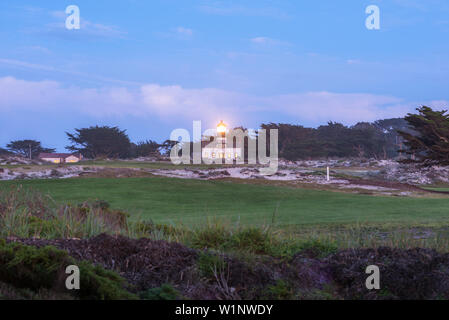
[132, 140, 161, 157]
[374, 118, 409, 158]
[317, 122, 352, 158]
[261, 123, 318, 160]
[6, 140, 55, 159]
[398, 106, 449, 166]
[159, 140, 178, 156]
[350, 122, 386, 159]
[66, 126, 132, 159]
[0, 148, 12, 155]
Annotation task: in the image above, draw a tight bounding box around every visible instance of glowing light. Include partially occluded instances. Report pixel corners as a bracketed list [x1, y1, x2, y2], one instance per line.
[217, 120, 227, 134]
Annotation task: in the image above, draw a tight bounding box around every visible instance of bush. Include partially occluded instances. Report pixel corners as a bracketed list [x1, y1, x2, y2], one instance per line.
[191, 224, 273, 255]
[191, 224, 230, 249]
[229, 227, 271, 254]
[0, 186, 142, 239]
[296, 239, 338, 258]
[197, 252, 227, 279]
[77, 261, 137, 300]
[139, 284, 180, 300]
[265, 280, 295, 300]
[0, 240, 136, 300]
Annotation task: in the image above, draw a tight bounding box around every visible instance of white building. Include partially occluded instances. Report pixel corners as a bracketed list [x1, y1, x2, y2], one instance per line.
[201, 121, 242, 161]
[38, 153, 83, 164]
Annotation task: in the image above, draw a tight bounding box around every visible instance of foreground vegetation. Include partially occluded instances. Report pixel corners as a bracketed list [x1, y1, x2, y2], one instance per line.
[1, 186, 449, 300]
[2, 177, 449, 228]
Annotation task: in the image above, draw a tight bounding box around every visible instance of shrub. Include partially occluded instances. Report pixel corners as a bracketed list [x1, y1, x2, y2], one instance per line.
[0, 240, 136, 300]
[265, 280, 295, 300]
[191, 223, 273, 255]
[296, 239, 338, 258]
[229, 227, 271, 254]
[197, 252, 227, 279]
[139, 284, 180, 300]
[191, 224, 230, 249]
[77, 261, 137, 300]
[0, 186, 142, 239]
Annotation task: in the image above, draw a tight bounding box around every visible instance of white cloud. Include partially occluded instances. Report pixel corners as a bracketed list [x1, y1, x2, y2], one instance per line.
[43, 10, 127, 39]
[251, 37, 270, 44]
[0, 76, 446, 125]
[198, 3, 289, 19]
[346, 59, 361, 65]
[250, 37, 288, 46]
[154, 27, 194, 40]
[176, 27, 193, 36]
[0, 58, 141, 86]
[26, 46, 52, 54]
[270, 92, 412, 124]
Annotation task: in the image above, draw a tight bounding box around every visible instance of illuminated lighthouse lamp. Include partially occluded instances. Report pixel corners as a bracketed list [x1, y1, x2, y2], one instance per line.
[201, 120, 242, 161]
[217, 120, 227, 134]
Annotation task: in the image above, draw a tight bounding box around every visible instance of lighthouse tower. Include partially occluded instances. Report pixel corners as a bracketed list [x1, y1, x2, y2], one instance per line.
[216, 120, 227, 158]
[201, 120, 242, 161]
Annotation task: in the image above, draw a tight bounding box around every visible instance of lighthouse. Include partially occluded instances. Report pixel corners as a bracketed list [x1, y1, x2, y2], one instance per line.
[217, 120, 227, 158]
[201, 120, 242, 162]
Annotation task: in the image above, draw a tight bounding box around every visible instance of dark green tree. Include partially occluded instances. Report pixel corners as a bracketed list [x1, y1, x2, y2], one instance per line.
[261, 123, 319, 160]
[0, 148, 12, 155]
[317, 122, 353, 158]
[132, 140, 161, 157]
[159, 140, 178, 156]
[374, 118, 409, 158]
[66, 126, 132, 159]
[260, 118, 409, 161]
[6, 140, 55, 159]
[398, 106, 449, 166]
[350, 122, 386, 159]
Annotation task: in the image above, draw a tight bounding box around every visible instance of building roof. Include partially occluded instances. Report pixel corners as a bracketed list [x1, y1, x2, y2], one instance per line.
[38, 153, 80, 159]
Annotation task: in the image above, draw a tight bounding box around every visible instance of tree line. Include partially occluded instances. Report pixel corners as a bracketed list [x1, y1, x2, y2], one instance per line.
[0, 126, 164, 160]
[261, 118, 411, 160]
[1, 106, 448, 166]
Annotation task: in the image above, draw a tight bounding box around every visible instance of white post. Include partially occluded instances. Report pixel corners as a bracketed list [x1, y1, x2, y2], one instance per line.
[327, 166, 330, 181]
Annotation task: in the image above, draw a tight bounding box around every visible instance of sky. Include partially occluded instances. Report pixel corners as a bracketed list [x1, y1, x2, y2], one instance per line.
[0, 0, 448, 151]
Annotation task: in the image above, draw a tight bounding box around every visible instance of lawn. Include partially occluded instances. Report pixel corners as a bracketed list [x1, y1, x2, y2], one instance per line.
[1, 177, 449, 227]
[0, 160, 244, 170]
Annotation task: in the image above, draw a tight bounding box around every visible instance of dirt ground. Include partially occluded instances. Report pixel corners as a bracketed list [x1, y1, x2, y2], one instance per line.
[9, 234, 449, 300]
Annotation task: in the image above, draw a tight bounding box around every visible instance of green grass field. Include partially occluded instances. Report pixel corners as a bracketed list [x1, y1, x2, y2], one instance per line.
[2, 176, 449, 227]
[0, 160, 243, 170]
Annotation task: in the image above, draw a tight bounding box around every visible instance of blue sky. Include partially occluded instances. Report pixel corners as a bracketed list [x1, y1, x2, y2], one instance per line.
[0, 0, 448, 151]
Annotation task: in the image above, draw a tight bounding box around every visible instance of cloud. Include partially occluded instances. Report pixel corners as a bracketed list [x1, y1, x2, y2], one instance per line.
[0, 58, 57, 72]
[21, 9, 128, 40]
[0, 76, 446, 126]
[175, 27, 193, 36]
[250, 37, 288, 46]
[0, 58, 141, 86]
[391, 0, 449, 12]
[198, 2, 289, 19]
[346, 59, 362, 65]
[26, 46, 52, 54]
[270, 92, 413, 124]
[251, 37, 270, 44]
[46, 18, 127, 39]
[155, 27, 194, 40]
